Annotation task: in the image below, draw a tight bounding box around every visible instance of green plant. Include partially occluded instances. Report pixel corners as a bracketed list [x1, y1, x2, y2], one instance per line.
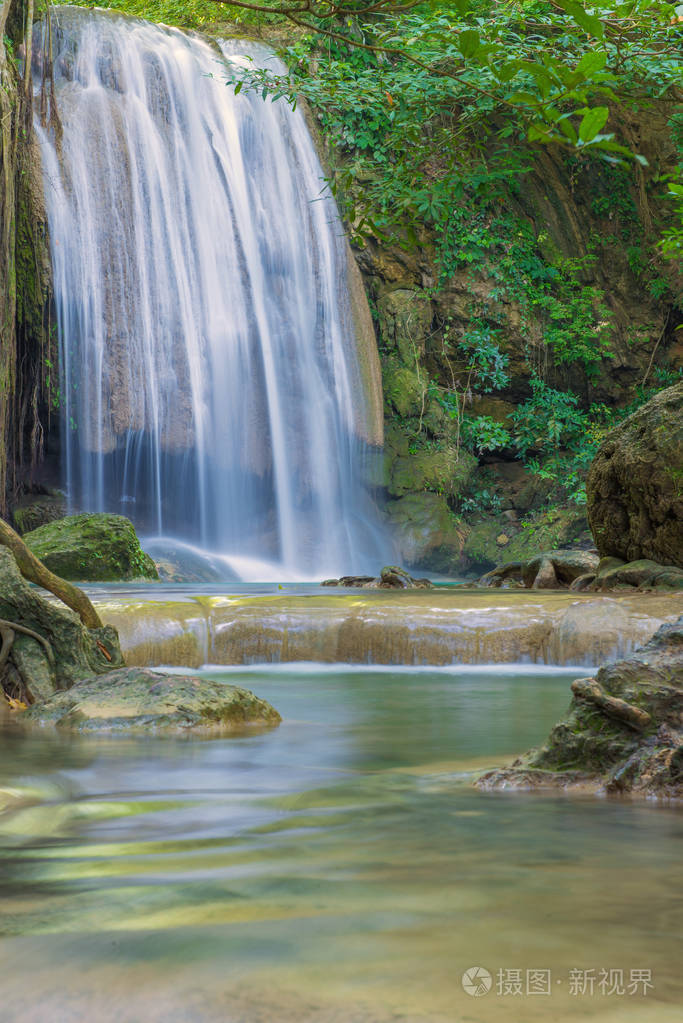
[460, 415, 511, 455]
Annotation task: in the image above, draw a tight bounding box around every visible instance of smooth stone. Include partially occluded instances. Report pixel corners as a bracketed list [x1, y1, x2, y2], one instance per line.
[21, 667, 282, 734]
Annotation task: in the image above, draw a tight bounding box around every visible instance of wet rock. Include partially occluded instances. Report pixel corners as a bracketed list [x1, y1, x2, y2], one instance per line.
[478, 615, 683, 798]
[594, 558, 683, 591]
[481, 549, 598, 589]
[569, 573, 595, 592]
[23, 513, 159, 582]
[0, 547, 123, 704]
[529, 557, 558, 589]
[384, 492, 466, 574]
[587, 381, 683, 567]
[322, 566, 433, 589]
[20, 667, 281, 734]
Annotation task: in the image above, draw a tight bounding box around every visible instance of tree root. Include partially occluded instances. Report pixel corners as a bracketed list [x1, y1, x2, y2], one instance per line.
[0, 517, 103, 628]
[0, 617, 56, 705]
[571, 677, 652, 732]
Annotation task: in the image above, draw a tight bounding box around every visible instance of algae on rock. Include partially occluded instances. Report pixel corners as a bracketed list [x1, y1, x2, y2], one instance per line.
[24, 512, 159, 581]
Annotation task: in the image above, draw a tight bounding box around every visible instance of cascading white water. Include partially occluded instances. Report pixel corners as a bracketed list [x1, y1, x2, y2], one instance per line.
[33, 7, 389, 580]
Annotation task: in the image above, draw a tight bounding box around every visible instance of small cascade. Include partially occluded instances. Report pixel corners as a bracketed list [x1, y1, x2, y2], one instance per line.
[34, 8, 389, 579]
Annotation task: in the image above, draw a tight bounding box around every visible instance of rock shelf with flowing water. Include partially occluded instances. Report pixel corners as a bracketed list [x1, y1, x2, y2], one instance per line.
[92, 590, 682, 668]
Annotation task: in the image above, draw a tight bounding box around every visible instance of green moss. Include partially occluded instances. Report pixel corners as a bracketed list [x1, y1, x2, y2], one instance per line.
[24, 513, 159, 582]
[463, 506, 591, 574]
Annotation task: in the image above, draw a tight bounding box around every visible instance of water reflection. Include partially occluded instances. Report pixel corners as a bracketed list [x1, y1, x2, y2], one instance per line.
[1, 665, 681, 1021]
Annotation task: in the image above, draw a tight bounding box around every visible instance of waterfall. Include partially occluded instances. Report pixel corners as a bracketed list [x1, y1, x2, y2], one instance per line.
[34, 7, 389, 580]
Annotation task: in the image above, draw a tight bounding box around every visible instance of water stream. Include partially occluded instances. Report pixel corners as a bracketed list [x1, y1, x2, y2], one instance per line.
[1, 663, 681, 1022]
[35, 8, 388, 580]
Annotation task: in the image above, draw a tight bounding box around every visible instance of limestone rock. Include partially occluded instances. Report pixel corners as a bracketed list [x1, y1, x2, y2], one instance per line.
[21, 666, 282, 734]
[522, 549, 599, 587]
[384, 492, 465, 574]
[321, 566, 433, 589]
[23, 513, 159, 582]
[482, 549, 598, 589]
[478, 616, 683, 798]
[594, 558, 683, 591]
[0, 547, 123, 704]
[586, 381, 683, 567]
[376, 288, 432, 365]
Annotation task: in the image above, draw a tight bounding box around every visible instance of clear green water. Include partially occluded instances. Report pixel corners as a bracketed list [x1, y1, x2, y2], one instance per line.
[0, 664, 681, 1022]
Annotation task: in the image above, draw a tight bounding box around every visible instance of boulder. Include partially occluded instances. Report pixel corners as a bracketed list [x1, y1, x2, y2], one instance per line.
[522, 549, 599, 587]
[0, 547, 123, 704]
[481, 549, 598, 589]
[321, 566, 433, 589]
[594, 558, 683, 591]
[478, 616, 683, 798]
[383, 492, 466, 574]
[586, 381, 683, 567]
[23, 513, 159, 582]
[21, 667, 282, 734]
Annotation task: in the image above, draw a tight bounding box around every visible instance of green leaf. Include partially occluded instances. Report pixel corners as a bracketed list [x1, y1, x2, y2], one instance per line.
[575, 51, 607, 76]
[578, 106, 609, 142]
[555, 0, 606, 39]
[457, 30, 480, 58]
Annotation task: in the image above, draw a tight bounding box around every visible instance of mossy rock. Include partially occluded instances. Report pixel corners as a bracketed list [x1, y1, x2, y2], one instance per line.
[21, 667, 282, 734]
[478, 617, 683, 798]
[376, 287, 433, 365]
[23, 513, 159, 582]
[384, 492, 466, 574]
[11, 491, 67, 535]
[587, 381, 683, 567]
[382, 360, 427, 418]
[463, 507, 591, 574]
[386, 447, 476, 500]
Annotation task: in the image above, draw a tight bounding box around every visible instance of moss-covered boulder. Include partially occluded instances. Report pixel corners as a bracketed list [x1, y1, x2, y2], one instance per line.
[587, 381, 683, 567]
[21, 666, 282, 734]
[0, 547, 123, 704]
[593, 557, 683, 591]
[478, 616, 683, 798]
[384, 492, 466, 573]
[23, 513, 159, 582]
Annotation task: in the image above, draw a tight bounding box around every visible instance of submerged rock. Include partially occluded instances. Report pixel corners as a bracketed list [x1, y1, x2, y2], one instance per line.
[23, 513, 159, 582]
[477, 616, 683, 798]
[0, 547, 123, 704]
[586, 380, 683, 567]
[21, 667, 282, 734]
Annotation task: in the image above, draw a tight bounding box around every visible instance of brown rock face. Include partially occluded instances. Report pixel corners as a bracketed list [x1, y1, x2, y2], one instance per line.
[586, 382, 683, 567]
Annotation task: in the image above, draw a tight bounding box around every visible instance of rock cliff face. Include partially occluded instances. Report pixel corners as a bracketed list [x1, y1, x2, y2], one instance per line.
[0, 1, 54, 517]
[587, 382, 682, 567]
[343, 106, 682, 572]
